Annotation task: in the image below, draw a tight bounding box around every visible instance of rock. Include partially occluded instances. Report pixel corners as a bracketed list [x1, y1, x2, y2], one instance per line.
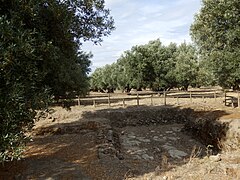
[138, 137, 151, 143]
[168, 149, 188, 159]
[162, 144, 188, 159]
[128, 135, 136, 139]
[116, 152, 124, 160]
[107, 130, 113, 142]
[168, 137, 177, 141]
[153, 136, 159, 141]
[163, 176, 168, 180]
[98, 151, 108, 159]
[98, 148, 106, 159]
[133, 155, 142, 160]
[153, 147, 162, 153]
[209, 154, 221, 162]
[142, 154, 154, 160]
[123, 139, 141, 146]
[171, 127, 181, 132]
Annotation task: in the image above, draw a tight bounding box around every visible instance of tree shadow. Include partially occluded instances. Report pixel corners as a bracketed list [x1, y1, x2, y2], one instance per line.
[0, 132, 94, 179]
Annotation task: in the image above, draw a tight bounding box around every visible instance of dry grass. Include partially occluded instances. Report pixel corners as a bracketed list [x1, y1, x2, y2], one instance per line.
[127, 149, 240, 180]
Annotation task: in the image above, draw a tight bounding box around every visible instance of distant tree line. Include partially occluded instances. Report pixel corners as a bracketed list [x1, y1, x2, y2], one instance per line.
[90, 40, 215, 92]
[91, 0, 240, 92]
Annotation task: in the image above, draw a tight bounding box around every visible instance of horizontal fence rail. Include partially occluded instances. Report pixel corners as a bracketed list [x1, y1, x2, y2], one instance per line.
[54, 89, 240, 108]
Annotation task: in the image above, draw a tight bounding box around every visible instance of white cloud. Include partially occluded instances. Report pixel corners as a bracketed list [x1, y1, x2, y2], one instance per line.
[82, 0, 201, 72]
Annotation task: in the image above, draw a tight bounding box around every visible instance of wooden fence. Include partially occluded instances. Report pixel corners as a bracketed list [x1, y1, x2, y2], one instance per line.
[75, 90, 240, 108]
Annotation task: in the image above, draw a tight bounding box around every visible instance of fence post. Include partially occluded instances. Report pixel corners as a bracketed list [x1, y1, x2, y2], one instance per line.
[159, 92, 161, 104]
[177, 97, 179, 105]
[163, 91, 166, 105]
[214, 91, 217, 102]
[137, 93, 139, 106]
[224, 90, 227, 106]
[190, 91, 192, 103]
[123, 98, 126, 107]
[77, 96, 80, 106]
[93, 99, 96, 108]
[108, 93, 111, 107]
[151, 94, 153, 106]
[202, 95, 204, 102]
[238, 91, 240, 108]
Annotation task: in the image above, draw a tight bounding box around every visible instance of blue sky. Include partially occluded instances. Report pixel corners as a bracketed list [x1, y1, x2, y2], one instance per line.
[81, 0, 202, 72]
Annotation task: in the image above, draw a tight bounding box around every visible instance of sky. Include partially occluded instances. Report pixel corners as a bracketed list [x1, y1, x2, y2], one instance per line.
[81, 0, 202, 72]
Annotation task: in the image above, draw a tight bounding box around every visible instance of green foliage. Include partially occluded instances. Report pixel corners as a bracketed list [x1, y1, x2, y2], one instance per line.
[191, 0, 240, 89]
[90, 39, 202, 92]
[196, 56, 216, 87]
[0, 0, 114, 162]
[115, 61, 129, 91]
[151, 41, 178, 90]
[0, 6, 48, 161]
[174, 43, 198, 90]
[90, 63, 118, 92]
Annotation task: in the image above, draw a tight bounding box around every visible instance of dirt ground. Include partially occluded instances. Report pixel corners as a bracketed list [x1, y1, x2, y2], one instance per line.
[0, 92, 240, 180]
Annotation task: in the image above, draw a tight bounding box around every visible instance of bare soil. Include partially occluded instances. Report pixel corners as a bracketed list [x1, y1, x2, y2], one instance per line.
[1, 91, 240, 180]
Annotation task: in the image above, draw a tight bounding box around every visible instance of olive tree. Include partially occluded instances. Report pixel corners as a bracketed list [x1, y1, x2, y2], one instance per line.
[191, 0, 240, 89]
[0, 0, 114, 162]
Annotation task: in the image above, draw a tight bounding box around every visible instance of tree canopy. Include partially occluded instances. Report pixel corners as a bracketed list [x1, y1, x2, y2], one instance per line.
[90, 39, 205, 92]
[191, 0, 240, 89]
[0, 0, 114, 161]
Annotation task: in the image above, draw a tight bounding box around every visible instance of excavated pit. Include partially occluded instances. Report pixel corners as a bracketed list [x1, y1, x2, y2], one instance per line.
[81, 106, 231, 151]
[81, 106, 233, 178]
